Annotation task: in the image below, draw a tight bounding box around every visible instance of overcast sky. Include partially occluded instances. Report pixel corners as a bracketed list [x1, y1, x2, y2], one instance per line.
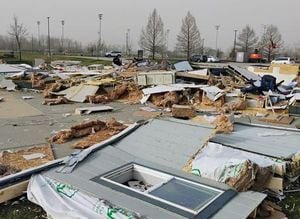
[1, 0, 299, 52]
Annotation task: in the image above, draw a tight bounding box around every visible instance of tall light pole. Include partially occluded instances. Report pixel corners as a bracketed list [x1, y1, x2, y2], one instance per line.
[31, 34, 34, 53]
[61, 20, 65, 53]
[126, 28, 130, 56]
[37, 21, 41, 52]
[165, 29, 170, 53]
[201, 38, 205, 54]
[47, 17, 51, 61]
[215, 25, 220, 57]
[233, 29, 238, 54]
[98, 13, 103, 58]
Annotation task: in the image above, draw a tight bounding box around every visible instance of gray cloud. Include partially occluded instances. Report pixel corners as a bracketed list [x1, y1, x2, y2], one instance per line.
[0, 0, 299, 51]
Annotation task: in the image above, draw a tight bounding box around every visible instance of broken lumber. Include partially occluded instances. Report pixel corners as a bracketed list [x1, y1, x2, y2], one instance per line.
[0, 180, 29, 203]
[172, 104, 196, 119]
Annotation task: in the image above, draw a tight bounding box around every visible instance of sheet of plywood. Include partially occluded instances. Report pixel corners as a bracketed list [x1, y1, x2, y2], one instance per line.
[265, 177, 283, 194]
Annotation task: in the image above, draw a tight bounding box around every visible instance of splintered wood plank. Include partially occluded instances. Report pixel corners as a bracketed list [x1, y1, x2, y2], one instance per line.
[0, 180, 29, 203]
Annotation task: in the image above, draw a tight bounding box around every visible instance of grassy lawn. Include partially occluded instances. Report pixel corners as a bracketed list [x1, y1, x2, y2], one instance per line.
[0, 52, 112, 66]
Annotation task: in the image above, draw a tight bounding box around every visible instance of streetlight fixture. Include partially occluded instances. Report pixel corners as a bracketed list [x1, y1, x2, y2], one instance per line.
[37, 21, 41, 52]
[98, 13, 103, 58]
[215, 25, 220, 57]
[61, 20, 65, 53]
[47, 17, 51, 61]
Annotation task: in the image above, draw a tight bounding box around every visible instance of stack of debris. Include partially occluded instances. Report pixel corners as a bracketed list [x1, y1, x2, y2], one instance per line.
[49, 118, 127, 149]
[0, 144, 54, 176]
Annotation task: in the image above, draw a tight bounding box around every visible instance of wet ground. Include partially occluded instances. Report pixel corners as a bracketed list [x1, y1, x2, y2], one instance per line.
[0, 90, 157, 158]
[0, 89, 160, 218]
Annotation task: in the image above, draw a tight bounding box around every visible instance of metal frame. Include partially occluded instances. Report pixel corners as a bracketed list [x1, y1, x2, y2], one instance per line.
[91, 163, 232, 218]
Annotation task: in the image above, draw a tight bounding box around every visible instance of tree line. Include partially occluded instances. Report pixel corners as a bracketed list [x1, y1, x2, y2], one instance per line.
[1, 10, 298, 62]
[140, 9, 286, 62]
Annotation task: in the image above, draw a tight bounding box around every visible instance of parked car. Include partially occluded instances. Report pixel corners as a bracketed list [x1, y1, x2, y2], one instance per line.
[105, 51, 122, 57]
[207, 56, 220, 63]
[271, 57, 295, 64]
[190, 55, 207, 62]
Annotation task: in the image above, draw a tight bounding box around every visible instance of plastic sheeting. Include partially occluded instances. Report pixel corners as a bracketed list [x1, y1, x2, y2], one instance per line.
[191, 142, 277, 182]
[27, 174, 142, 219]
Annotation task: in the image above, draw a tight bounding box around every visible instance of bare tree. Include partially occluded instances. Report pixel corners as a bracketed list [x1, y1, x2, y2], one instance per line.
[236, 25, 257, 53]
[259, 25, 283, 62]
[176, 12, 201, 60]
[139, 9, 165, 60]
[8, 16, 27, 62]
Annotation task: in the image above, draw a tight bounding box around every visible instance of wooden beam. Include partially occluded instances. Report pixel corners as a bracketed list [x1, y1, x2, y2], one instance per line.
[0, 180, 29, 203]
[265, 177, 283, 194]
[248, 208, 257, 218]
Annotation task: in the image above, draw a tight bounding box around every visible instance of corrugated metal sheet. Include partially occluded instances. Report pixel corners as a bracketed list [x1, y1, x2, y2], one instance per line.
[113, 118, 214, 169]
[211, 123, 300, 159]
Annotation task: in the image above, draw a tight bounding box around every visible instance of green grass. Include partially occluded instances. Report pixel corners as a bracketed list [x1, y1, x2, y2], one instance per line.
[0, 195, 46, 219]
[0, 52, 111, 66]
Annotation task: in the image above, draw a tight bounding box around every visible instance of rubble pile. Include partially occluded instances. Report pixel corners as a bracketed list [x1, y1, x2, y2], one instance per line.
[1, 59, 300, 217]
[171, 104, 196, 119]
[42, 96, 69, 105]
[86, 82, 142, 104]
[73, 118, 127, 149]
[49, 120, 107, 144]
[49, 118, 127, 148]
[0, 144, 54, 172]
[0, 164, 20, 177]
[219, 98, 247, 113]
[213, 114, 234, 133]
[43, 81, 70, 98]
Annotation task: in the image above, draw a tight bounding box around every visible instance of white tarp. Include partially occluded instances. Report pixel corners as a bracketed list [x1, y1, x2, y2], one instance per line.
[191, 142, 278, 182]
[27, 174, 142, 219]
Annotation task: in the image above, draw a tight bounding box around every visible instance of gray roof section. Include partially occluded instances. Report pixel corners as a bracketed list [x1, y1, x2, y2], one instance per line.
[45, 146, 265, 219]
[211, 123, 300, 159]
[211, 191, 266, 219]
[113, 118, 214, 169]
[43, 118, 266, 218]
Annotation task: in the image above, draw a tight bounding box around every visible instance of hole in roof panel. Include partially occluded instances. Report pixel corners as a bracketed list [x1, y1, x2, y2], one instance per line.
[149, 178, 220, 211]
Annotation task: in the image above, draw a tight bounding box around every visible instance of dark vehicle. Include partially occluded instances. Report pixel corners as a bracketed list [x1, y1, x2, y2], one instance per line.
[190, 55, 207, 63]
